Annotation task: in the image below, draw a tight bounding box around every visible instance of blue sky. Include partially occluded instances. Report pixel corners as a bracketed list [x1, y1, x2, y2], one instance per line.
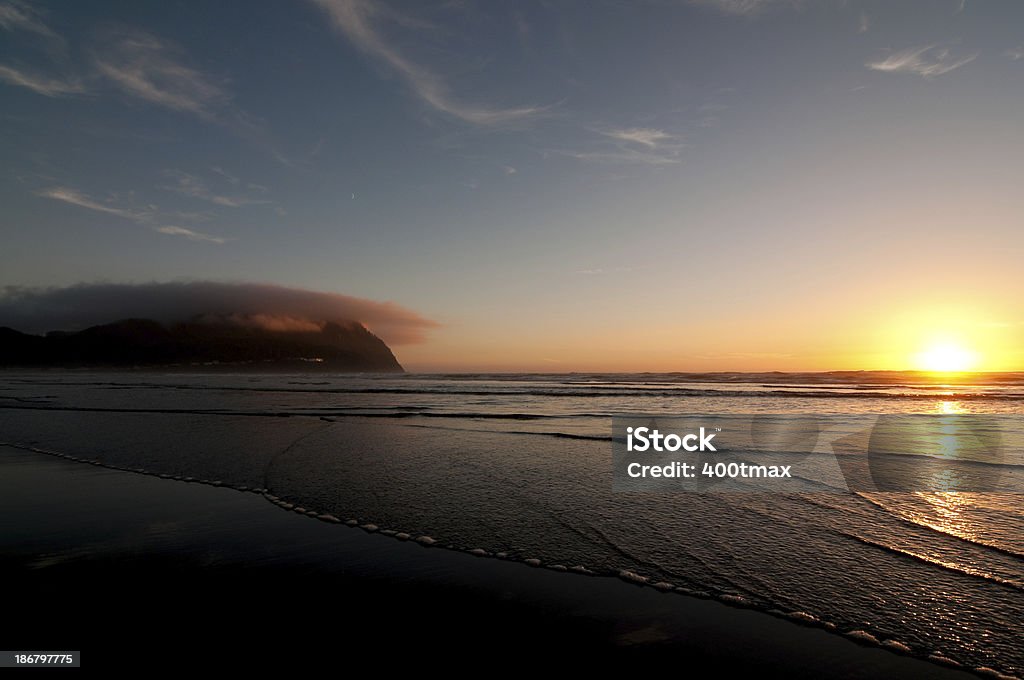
[2, 0, 1023, 370]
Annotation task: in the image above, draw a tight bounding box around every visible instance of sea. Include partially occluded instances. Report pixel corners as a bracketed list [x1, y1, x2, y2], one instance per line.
[1, 371, 1023, 675]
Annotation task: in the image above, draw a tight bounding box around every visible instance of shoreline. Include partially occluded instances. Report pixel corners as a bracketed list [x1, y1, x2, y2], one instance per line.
[0, 444, 990, 676]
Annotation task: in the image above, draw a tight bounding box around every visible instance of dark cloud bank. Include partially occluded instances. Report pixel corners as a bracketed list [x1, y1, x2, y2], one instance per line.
[0, 282, 438, 345]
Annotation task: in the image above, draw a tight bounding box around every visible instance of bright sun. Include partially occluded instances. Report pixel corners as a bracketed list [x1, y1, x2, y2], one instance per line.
[916, 342, 979, 373]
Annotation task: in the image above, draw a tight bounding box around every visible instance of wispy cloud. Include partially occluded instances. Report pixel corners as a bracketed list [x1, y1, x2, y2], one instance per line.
[38, 186, 228, 244]
[93, 28, 229, 118]
[37, 187, 144, 220]
[161, 170, 269, 207]
[0, 3, 79, 97]
[311, 0, 548, 126]
[691, 89, 734, 128]
[599, 127, 676, 149]
[210, 166, 240, 185]
[154, 226, 227, 244]
[0, 64, 82, 96]
[561, 126, 683, 165]
[858, 12, 870, 34]
[0, 1, 58, 40]
[690, 0, 797, 16]
[212, 165, 270, 193]
[83, 27, 287, 163]
[866, 45, 978, 78]
[1006, 47, 1024, 61]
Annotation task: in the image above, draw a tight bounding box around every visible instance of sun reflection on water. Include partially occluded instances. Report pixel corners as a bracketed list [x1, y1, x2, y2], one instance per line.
[906, 491, 979, 543]
[937, 400, 967, 415]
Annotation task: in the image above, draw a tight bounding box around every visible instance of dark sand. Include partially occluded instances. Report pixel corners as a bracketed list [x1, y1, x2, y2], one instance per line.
[0, 445, 979, 675]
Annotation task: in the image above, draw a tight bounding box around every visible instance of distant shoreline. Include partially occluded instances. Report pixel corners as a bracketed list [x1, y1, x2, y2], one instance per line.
[2, 367, 1023, 380]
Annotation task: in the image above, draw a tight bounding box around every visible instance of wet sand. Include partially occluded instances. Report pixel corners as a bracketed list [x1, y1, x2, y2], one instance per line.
[0, 445, 980, 675]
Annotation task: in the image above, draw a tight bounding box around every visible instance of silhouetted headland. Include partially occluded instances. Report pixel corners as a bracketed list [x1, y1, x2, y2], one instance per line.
[0, 317, 403, 372]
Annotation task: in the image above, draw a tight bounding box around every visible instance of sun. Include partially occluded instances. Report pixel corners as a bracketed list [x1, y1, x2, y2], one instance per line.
[915, 342, 979, 373]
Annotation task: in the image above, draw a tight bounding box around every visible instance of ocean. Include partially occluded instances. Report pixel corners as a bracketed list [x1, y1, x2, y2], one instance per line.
[2, 371, 1023, 675]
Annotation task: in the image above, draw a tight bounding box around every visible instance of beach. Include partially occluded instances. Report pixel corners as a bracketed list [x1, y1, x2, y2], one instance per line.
[0, 443, 981, 675]
[1, 371, 1022, 675]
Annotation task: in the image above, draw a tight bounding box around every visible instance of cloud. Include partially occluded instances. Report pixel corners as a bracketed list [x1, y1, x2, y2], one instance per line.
[93, 27, 229, 118]
[0, 1, 57, 40]
[0, 4, 79, 97]
[218, 314, 325, 333]
[160, 170, 268, 207]
[599, 127, 676, 149]
[0, 281, 439, 344]
[154, 226, 227, 244]
[866, 45, 978, 78]
[210, 166, 240, 185]
[690, 0, 798, 16]
[0, 64, 83, 96]
[39, 185, 228, 244]
[561, 126, 683, 165]
[37, 187, 143, 220]
[84, 27, 286, 162]
[311, 0, 547, 126]
[858, 12, 870, 34]
[1006, 47, 1024, 61]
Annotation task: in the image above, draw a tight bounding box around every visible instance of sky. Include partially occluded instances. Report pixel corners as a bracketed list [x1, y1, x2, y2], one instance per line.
[1, 0, 1023, 372]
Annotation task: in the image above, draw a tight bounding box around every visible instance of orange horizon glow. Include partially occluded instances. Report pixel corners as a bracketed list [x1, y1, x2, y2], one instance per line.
[398, 300, 1024, 374]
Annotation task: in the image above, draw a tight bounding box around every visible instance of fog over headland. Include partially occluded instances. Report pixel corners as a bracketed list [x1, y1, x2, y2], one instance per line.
[0, 282, 438, 345]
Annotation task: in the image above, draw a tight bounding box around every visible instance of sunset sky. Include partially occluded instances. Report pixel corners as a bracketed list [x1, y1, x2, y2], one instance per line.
[2, 0, 1023, 371]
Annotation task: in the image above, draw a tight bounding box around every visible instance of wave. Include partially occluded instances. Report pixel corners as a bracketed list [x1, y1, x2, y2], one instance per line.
[837, 531, 1024, 592]
[0, 403, 558, 420]
[856, 493, 1024, 561]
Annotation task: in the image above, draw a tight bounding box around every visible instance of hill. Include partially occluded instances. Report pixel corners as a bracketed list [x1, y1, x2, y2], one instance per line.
[0, 318, 404, 372]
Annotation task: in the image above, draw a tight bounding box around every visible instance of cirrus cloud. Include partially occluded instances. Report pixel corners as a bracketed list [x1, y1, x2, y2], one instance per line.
[93, 27, 229, 118]
[867, 45, 978, 78]
[311, 0, 549, 127]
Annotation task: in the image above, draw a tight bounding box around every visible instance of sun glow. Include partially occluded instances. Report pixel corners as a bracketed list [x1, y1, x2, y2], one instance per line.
[869, 302, 1024, 372]
[916, 342, 979, 373]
